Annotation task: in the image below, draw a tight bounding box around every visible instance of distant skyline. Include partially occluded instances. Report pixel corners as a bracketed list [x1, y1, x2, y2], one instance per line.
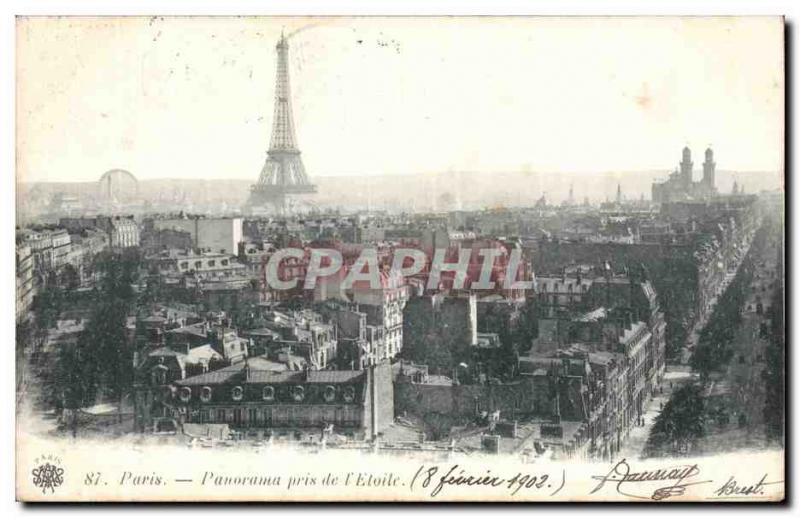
[16, 16, 784, 185]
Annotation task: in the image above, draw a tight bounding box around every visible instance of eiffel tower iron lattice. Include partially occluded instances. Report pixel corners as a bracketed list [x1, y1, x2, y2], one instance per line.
[247, 33, 317, 214]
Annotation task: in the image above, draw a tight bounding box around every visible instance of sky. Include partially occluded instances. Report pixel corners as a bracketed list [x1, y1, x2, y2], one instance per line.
[16, 16, 784, 184]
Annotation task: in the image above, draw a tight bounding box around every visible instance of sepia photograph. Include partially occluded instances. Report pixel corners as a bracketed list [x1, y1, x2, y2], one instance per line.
[11, 12, 786, 503]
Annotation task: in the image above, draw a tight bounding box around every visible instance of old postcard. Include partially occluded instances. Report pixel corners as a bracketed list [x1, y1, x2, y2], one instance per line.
[14, 16, 785, 502]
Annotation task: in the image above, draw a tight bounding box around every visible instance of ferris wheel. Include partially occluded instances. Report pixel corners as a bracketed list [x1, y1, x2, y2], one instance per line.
[98, 169, 139, 204]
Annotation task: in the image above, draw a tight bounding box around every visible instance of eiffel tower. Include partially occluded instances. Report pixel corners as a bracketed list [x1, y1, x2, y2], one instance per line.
[247, 32, 317, 214]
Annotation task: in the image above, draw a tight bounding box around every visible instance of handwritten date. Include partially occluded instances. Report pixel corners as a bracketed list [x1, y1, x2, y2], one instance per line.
[410, 464, 565, 497]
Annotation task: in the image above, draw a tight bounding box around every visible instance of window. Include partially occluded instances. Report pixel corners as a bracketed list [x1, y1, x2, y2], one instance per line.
[343, 386, 355, 403]
[208, 260, 216, 267]
[194, 261, 202, 269]
[179, 387, 192, 402]
[152, 368, 167, 386]
[200, 386, 212, 402]
[292, 386, 305, 402]
[323, 385, 336, 403]
[180, 262, 188, 270]
[231, 386, 244, 401]
[344, 406, 359, 426]
[262, 386, 275, 401]
[221, 259, 229, 266]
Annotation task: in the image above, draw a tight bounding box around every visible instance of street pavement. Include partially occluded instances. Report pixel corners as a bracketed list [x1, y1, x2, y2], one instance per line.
[616, 367, 696, 459]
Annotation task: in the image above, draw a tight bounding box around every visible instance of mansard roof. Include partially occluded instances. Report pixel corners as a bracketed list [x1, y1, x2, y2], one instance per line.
[175, 361, 365, 387]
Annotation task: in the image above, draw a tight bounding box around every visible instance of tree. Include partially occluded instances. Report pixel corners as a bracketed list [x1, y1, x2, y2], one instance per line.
[644, 384, 706, 458]
[59, 264, 80, 290]
[32, 285, 64, 331]
[762, 227, 784, 445]
[690, 227, 759, 376]
[54, 250, 141, 421]
[80, 299, 133, 409]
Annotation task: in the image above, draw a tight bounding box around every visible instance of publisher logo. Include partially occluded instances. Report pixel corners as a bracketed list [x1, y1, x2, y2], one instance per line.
[31, 454, 64, 494]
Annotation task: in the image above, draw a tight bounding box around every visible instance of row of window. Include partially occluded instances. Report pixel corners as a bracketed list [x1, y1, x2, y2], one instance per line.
[191, 405, 362, 427]
[178, 384, 356, 404]
[177, 258, 230, 270]
[539, 283, 590, 293]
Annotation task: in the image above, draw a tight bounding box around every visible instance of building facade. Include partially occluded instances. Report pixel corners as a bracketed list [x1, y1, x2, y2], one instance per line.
[652, 147, 717, 203]
[135, 360, 394, 441]
[16, 244, 36, 322]
[153, 216, 243, 255]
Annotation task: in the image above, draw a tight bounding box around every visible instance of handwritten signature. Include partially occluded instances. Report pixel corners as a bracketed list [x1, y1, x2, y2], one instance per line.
[590, 458, 711, 500]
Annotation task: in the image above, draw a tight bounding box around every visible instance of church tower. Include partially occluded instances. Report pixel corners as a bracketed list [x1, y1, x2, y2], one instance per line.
[680, 146, 693, 190]
[702, 147, 716, 194]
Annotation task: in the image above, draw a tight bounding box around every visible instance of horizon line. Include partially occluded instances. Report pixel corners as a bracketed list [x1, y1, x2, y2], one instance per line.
[17, 167, 782, 185]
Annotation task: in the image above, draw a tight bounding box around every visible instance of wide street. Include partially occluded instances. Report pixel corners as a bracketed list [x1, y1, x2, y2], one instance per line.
[626, 218, 781, 459]
[697, 228, 779, 453]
